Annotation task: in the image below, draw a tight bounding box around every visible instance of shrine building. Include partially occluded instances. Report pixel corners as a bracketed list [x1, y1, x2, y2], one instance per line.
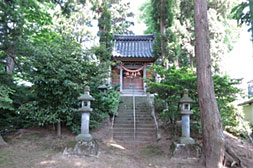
[111, 34, 155, 94]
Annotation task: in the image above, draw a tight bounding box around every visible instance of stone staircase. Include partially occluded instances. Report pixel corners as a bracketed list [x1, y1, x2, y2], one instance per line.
[120, 89, 145, 96]
[113, 96, 156, 145]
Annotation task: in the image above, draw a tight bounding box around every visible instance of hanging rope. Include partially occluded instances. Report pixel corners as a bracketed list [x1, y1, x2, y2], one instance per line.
[120, 64, 146, 73]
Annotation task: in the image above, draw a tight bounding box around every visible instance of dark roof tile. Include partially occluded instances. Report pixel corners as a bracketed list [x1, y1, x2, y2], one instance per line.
[112, 34, 154, 58]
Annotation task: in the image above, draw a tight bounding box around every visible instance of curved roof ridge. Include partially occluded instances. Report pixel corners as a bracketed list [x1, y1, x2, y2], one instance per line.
[113, 34, 155, 40]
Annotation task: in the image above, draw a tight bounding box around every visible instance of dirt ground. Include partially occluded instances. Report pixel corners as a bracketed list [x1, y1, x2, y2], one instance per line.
[0, 123, 252, 168]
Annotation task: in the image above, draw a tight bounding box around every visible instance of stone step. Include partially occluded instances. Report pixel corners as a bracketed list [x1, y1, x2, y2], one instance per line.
[117, 113, 151, 116]
[115, 121, 153, 125]
[118, 106, 148, 110]
[115, 120, 153, 123]
[113, 128, 156, 132]
[114, 124, 155, 129]
[114, 121, 154, 125]
[113, 125, 155, 129]
[113, 128, 156, 133]
[117, 112, 151, 115]
[118, 108, 148, 110]
[114, 96, 155, 144]
[113, 125, 133, 128]
[115, 115, 153, 120]
[113, 132, 155, 137]
[117, 114, 149, 117]
[115, 117, 153, 121]
[116, 115, 152, 119]
[112, 140, 155, 146]
[113, 135, 155, 141]
[117, 111, 149, 114]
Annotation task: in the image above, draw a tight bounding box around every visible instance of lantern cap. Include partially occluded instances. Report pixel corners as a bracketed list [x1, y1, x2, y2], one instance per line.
[179, 89, 194, 103]
[181, 110, 193, 115]
[78, 107, 93, 113]
[98, 84, 107, 90]
[78, 86, 95, 101]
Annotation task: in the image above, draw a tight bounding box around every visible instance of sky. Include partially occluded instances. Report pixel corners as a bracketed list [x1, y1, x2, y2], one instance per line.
[127, 0, 147, 34]
[221, 28, 253, 100]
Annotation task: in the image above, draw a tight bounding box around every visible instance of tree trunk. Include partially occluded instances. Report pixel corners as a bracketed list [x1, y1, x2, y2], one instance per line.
[189, 53, 194, 67]
[57, 120, 61, 137]
[160, 0, 168, 69]
[0, 135, 7, 146]
[194, 0, 225, 167]
[6, 52, 15, 74]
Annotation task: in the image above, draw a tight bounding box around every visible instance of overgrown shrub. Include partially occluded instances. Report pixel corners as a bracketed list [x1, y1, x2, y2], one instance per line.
[147, 65, 243, 135]
[16, 33, 120, 134]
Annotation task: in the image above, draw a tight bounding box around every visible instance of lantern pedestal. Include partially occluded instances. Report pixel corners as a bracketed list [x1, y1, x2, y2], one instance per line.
[63, 85, 99, 157]
[75, 86, 94, 142]
[179, 136, 195, 144]
[76, 112, 92, 141]
[179, 89, 195, 145]
[76, 133, 92, 141]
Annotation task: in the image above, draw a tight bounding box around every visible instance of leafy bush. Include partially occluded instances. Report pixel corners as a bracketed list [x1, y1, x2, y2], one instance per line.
[147, 65, 242, 134]
[16, 32, 120, 134]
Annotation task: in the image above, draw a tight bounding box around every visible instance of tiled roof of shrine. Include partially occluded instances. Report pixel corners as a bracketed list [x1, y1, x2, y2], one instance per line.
[112, 34, 155, 58]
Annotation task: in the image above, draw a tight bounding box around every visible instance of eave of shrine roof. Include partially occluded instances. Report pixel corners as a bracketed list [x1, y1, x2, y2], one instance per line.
[112, 34, 154, 58]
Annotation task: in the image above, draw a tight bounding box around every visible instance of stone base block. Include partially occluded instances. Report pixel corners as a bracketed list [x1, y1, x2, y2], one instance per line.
[63, 139, 99, 157]
[75, 133, 92, 142]
[170, 142, 201, 159]
[180, 137, 195, 144]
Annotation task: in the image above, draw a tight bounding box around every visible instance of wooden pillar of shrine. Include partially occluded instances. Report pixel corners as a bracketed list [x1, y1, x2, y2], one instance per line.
[120, 66, 123, 92]
[143, 66, 146, 93]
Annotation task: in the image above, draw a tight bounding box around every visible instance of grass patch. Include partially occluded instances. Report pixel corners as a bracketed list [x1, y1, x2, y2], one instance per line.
[0, 151, 14, 167]
[140, 145, 165, 158]
[66, 140, 77, 148]
[3, 136, 11, 143]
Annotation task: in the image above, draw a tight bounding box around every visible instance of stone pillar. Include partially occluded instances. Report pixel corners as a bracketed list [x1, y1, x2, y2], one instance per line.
[179, 89, 195, 144]
[181, 114, 191, 138]
[143, 66, 146, 93]
[76, 86, 94, 142]
[108, 65, 112, 86]
[81, 113, 90, 135]
[120, 66, 123, 92]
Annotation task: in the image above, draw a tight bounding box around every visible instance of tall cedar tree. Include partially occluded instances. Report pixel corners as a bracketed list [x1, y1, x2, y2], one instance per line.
[0, 0, 51, 144]
[151, 0, 173, 67]
[194, 0, 225, 167]
[97, 1, 113, 62]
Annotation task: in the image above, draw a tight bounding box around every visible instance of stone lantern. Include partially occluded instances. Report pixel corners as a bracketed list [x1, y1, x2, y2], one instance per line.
[98, 84, 107, 94]
[179, 89, 195, 144]
[76, 86, 95, 142]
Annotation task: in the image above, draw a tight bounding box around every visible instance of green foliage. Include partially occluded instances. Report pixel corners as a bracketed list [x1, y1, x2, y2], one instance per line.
[97, 2, 113, 62]
[139, 2, 156, 34]
[89, 85, 120, 130]
[52, 2, 95, 46]
[0, 51, 14, 110]
[17, 31, 106, 132]
[0, 0, 122, 135]
[231, 0, 253, 41]
[147, 65, 242, 133]
[0, 0, 52, 49]
[232, 1, 251, 25]
[0, 86, 14, 111]
[150, 0, 174, 30]
[140, 0, 242, 69]
[151, 0, 174, 64]
[0, 53, 35, 134]
[147, 65, 196, 129]
[110, 2, 134, 34]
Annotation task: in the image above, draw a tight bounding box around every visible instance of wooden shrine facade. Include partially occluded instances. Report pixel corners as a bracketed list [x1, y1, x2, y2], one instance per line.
[111, 34, 155, 93]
